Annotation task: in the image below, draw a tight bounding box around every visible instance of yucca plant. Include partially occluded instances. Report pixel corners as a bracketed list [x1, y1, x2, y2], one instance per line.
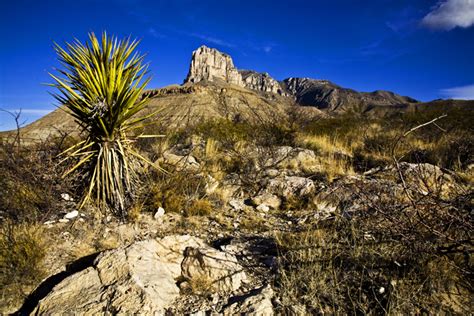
[50, 32, 159, 217]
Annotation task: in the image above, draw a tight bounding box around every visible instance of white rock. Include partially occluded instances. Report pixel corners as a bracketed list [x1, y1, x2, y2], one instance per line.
[252, 193, 281, 210]
[222, 285, 274, 315]
[181, 246, 247, 293]
[154, 207, 165, 219]
[229, 199, 245, 211]
[159, 151, 201, 171]
[264, 176, 315, 198]
[60, 193, 72, 201]
[43, 220, 56, 225]
[32, 235, 207, 315]
[58, 219, 69, 223]
[256, 204, 270, 212]
[64, 210, 79, 219]
[205, 175, 219, 195]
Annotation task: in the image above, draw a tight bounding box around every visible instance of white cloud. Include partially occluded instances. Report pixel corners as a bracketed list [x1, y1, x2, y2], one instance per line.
[12, 109, 54, 115]
[263, 46, 272, 53]
[148, 28, 165, 39]
[421, 0, 474, 30]
[440, 84, 474, 99]
[188, 33, 235, 48]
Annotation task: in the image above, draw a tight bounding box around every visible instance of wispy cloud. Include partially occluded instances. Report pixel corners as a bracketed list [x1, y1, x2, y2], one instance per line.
[263, 45, 272, 53]
[148, 27, 165, 39]
[421, 0, 474, 30]
[0, 109, 54, 131]
[357, 38, 409, 62]
[440, 84, 474, 99]
[385, 5, 419, 35]
[188, 33, 235, 48]
[7, 109, 54, 115]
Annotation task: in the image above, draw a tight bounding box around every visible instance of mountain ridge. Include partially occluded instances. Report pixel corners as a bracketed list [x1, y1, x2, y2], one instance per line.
[184, 45, 418, 111]
[2, 44, 473, 140]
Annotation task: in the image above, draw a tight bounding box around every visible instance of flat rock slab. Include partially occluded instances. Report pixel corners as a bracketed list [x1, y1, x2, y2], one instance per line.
[29, 235, 214, 315]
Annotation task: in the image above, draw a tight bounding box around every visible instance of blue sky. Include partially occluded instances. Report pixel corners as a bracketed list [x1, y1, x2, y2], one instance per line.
[1, 0, 473, 131]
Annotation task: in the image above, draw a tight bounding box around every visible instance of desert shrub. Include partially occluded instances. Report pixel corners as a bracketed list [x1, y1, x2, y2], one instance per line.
[240, 216, 268, 232]
[147, 169, 209, 216]
[275, 177, 473, 314]
[195, 118, 295, 149]
[432, 131, 474, 170]
[281, 196, 312, 212]
[301, 113, 370, 140]
[195, 119, 252, 147]
[187, 199, 213, 217]
[0, 134, 73, 223]
[0, 221, 47, 307]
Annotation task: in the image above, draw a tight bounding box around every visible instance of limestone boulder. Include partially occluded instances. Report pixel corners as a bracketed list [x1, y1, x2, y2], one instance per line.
[27, 236, 232, 315]
[181, 246, 247, 294]
[222, 285, 274, 315]
[158, 151, 200, 171]
[263, 176, 315, 198]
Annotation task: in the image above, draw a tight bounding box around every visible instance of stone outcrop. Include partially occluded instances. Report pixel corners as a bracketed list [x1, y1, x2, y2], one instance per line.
[240, 70, 286, 95]
[181, 246, 247, 293]
[185, 45, 243, 86]
[184, 46, 287, 95]
[263, 176, 316, 198]
[24, 235, 250, 315]
[222, 285, 274, 315]
[282, 77, 417, 111]
[183, 46, 416, 110]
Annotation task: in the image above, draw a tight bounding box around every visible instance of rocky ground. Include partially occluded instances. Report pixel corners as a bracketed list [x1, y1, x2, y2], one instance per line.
[2, 136, 471, 315]
[1, 41, 473, 316]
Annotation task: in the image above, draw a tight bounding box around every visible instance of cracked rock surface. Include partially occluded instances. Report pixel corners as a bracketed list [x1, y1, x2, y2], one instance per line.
[31, 235, 210, 315]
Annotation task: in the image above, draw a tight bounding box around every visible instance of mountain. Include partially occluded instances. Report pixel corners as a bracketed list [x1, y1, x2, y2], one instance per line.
[184, 45, 418, 111]
[281, 77, 418, 112]
[3, 44, 473, 141]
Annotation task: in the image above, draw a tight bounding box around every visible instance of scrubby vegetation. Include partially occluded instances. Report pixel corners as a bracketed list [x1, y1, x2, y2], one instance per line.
[1, 101, 472, 313]
[138, 106, 473, 313]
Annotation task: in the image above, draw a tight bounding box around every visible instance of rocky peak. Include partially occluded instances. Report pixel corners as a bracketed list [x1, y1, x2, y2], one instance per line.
[184, 45, 243, 86]
[240, 70, 286, 95]
[184, 45, 288, 96]
[283, 77, 331, 95]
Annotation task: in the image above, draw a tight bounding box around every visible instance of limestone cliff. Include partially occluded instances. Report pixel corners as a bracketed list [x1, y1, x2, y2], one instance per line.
[184, 46, 417, 110]
[240, 70, 287, 95]
[184, 45, 243, 86]
[184, 46, 286, 95]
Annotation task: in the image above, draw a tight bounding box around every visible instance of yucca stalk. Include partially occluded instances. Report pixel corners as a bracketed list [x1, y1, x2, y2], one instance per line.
[50, 32, 157, 216]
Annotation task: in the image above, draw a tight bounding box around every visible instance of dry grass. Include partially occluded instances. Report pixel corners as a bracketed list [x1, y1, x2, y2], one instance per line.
[294, 133, 355, 180]
[0, 221, 47, 310]
[187, 199, 213, 217]
[295, 133, 356, 157]
[181, 273, 215, 297]
[274, 175, 472, 315]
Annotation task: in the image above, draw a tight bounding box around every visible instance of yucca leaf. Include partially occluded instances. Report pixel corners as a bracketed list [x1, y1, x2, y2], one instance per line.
[50, 32, 158, 217]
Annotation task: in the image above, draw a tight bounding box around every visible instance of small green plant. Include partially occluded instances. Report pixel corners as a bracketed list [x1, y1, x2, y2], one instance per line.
[50, 32, 160, 216]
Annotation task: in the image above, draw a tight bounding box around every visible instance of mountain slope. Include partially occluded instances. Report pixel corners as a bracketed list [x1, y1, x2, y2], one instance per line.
[281, 77, 418, 111]
[9, 81, 323, 142]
